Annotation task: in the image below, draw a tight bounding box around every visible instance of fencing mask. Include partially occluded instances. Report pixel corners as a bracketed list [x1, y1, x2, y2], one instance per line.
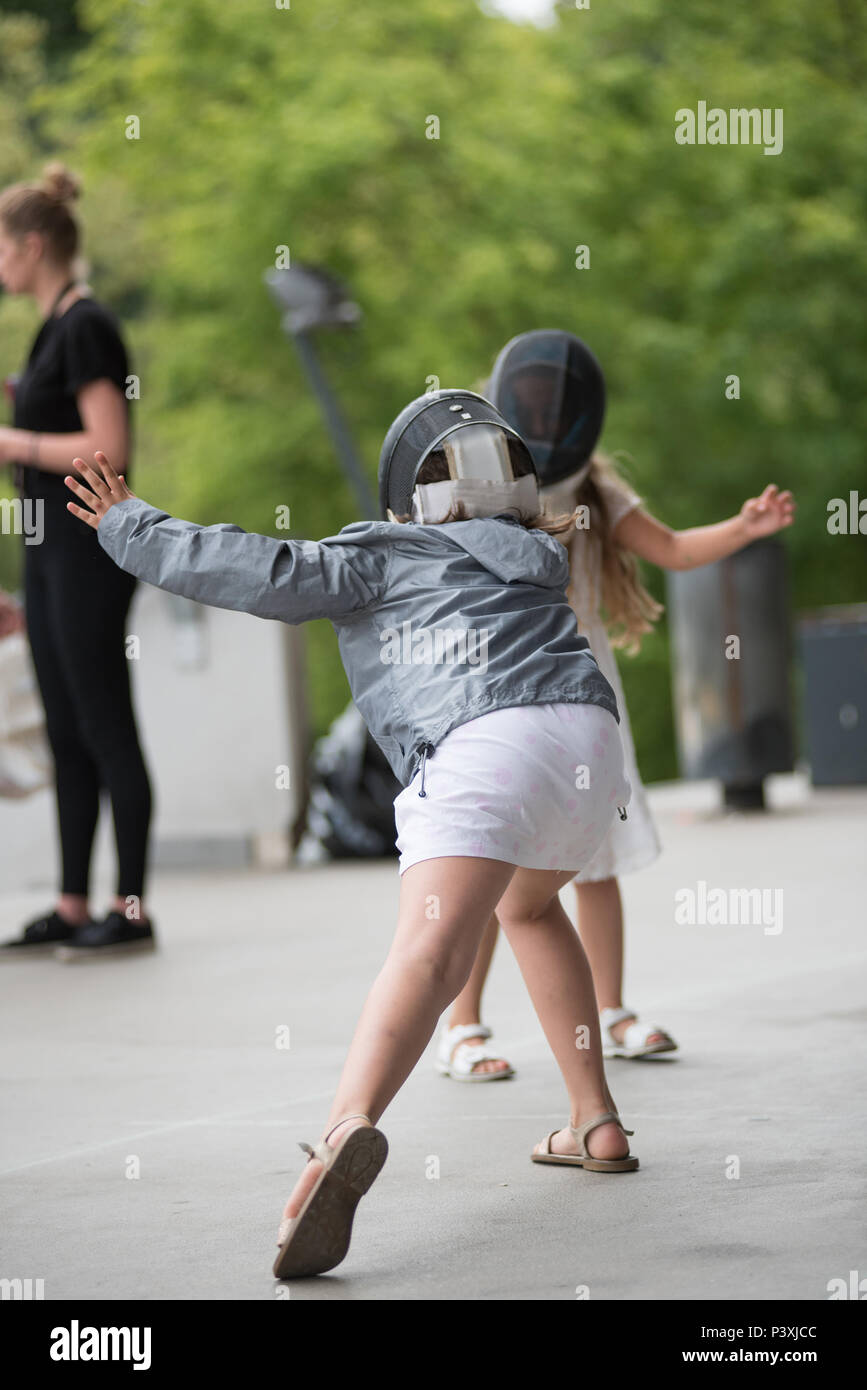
[487, 330, 606, 489]
[378, 389, 539, 524]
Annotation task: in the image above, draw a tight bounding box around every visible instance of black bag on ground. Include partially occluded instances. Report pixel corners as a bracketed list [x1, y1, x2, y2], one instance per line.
[296, 701, 401, 862]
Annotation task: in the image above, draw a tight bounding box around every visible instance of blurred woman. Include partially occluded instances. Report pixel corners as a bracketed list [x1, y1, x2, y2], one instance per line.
[0, 163, 154, 958]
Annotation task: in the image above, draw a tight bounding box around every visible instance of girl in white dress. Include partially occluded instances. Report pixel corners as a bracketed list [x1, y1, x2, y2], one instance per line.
[437, 339, 795, 1080]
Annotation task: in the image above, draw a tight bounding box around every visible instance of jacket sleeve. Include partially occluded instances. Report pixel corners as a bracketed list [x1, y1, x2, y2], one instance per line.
[97, 497, 384, 624]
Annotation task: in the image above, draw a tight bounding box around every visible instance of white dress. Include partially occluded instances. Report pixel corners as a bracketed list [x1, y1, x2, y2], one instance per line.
[543, 472, 662, 883]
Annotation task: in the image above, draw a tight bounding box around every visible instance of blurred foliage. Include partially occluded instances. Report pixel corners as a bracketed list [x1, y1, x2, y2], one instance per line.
[0, 0, 83, 60]
[0, 14, 50, 347]
[1, 0, 865, 781]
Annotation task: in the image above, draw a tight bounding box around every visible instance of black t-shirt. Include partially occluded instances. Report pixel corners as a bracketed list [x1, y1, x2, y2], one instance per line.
[12, 296, 132, 524]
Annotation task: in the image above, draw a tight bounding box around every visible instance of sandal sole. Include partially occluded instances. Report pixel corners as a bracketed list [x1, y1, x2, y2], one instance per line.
[603, 1041, 677, 1060]
[434, 1064, 515, 1082]
[273, 1126, 388, 1279]
[531, 1153, 639, 1172]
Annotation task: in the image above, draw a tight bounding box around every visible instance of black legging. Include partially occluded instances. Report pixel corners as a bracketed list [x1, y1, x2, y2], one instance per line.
[24, 506, 152, 901]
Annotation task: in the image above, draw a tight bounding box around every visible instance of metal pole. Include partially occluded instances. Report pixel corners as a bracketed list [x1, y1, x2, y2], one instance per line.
[290, 330, 378, 520]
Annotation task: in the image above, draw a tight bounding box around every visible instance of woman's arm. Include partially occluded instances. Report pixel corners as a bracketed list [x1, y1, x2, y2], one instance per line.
[613, 484, 795, 571]
[0, 590, 25, 637]
[64, 452, 384, 625]
[0, 378, 128, 475]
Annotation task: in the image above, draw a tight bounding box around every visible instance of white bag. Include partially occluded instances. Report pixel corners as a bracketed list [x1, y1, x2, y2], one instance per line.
[0, 632, 53, 798]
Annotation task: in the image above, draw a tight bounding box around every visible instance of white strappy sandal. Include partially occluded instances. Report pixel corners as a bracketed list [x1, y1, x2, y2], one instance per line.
[273, 1113, 388, 1279]
[599, 1006, 678, 1060]
[434, 1022, 515, 1082]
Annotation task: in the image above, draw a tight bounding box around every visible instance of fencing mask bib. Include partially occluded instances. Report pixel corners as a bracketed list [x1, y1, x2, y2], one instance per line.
[378, 389, 539, 523]
[487, 330, 606, 489]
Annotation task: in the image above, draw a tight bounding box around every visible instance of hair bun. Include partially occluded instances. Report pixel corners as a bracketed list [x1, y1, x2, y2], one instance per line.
[40, 162, 81, 205]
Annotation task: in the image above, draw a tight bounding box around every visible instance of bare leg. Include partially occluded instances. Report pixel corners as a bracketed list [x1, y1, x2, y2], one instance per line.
[497, 869, 629, 1159]
[574, 877, 667, 1046]
[574, 878, 623, 1010]
[446, 912, 511, 1076]
[281, 857, 514, 1220]
[56, 893, 91, 926]
[108, 894, 150, 924]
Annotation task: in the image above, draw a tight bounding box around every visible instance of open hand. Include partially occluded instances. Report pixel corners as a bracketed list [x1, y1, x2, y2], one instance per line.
[740, 484, 795, 540]
[65, 451, 136, 529]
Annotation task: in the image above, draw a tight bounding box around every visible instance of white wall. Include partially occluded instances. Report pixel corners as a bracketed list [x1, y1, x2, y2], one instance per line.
[0, 584, 309, 895]
[133, 586, 306, 844]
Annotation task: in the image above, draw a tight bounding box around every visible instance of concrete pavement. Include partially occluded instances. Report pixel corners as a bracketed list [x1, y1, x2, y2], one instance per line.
[1, 774, 865, 1300]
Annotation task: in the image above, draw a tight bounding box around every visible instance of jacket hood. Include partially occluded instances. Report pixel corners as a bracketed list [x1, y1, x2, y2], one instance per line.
[339, 515, 569, 590]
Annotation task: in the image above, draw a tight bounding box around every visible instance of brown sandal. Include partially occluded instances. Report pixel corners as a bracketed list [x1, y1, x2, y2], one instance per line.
[273, 1113, 388, 1279]
[531, 1110, 639, 1172]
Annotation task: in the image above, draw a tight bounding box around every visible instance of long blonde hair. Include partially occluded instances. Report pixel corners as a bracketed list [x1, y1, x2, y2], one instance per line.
[559, 452, 663, 654]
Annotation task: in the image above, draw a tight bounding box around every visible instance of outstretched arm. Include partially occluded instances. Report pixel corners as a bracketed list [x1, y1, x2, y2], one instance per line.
[65, 452, 382, 624]
[613, 483, 795, 571]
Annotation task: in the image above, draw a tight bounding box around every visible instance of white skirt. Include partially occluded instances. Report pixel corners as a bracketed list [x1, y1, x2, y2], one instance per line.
[394, 701, 631, 877]
[575, 617, 662, 883]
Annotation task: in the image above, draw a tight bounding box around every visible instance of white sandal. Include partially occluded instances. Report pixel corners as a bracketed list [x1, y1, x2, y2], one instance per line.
[434, 1022, 515, 1082]
[600, 1006, 678, 1060]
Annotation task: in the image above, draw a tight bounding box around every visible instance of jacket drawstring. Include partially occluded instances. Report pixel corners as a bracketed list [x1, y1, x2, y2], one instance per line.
[617, 806, 628, 821]
[417, 742, 436, 797]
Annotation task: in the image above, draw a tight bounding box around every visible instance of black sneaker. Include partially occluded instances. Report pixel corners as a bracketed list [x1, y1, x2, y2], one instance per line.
[0, 910, 87, 956]
[55, 911, 157, 962]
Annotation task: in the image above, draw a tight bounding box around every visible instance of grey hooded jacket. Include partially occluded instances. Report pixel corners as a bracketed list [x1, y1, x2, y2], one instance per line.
[97, 498, 619, 790]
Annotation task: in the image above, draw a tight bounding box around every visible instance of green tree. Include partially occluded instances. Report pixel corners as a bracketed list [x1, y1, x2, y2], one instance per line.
[3, 0, 864, 776]
[0, 12, 52, 591]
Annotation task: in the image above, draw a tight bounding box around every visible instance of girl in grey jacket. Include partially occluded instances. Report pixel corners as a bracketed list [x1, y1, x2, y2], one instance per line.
[65, 389, 638, 1279]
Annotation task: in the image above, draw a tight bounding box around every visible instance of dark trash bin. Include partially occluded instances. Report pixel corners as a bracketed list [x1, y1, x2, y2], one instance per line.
[667, 538, 794, 809]
[798, 604, 867, 786]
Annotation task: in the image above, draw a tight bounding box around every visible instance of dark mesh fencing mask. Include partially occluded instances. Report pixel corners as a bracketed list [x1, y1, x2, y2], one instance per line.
[487, 330, 606, 487]
[378, 388, 536, 520]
